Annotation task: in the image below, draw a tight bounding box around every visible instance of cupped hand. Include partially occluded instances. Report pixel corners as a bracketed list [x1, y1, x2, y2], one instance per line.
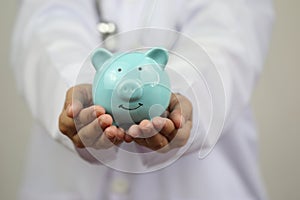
[126, 93, 193, 152]
[58, 84, 125, 149]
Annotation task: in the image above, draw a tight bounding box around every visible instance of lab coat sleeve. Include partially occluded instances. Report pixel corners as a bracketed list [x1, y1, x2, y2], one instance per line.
[11, 0, 102, 162]
[171, 0, 274, 155]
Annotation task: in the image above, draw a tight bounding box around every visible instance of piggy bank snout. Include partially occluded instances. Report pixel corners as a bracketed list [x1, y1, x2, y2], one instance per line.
[117, 79, 143, 101]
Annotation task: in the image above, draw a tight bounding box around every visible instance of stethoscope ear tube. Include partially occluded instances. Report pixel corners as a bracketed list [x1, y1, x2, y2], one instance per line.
[95, 0, 118, 50]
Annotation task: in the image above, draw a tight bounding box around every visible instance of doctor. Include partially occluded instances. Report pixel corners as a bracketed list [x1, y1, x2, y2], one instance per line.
[11, 0, 274, 199]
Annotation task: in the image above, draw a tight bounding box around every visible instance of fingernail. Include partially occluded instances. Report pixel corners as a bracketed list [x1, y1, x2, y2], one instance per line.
[105, 130, 114, 139]
[128, 126, 139, 138]
[153, 118, 162, 128]
[124, 134, 132, 143]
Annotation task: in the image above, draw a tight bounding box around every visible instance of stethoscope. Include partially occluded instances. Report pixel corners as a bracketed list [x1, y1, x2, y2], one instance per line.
[95, 0, 117, 38]
[94, 0, 118, 51]
[94, 0, 159, 51]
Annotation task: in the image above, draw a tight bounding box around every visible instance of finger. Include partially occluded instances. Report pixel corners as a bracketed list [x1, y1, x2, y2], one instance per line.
[139, 120, 157, 138]
[168, 94, 192, 129]
[116, 127, 125, 140]
[132, 120, 169, 151]
[155, 120, 193, 153]
[75, 105, 105, 129]
[160, 110, 169, 118]
[94, 126, 120, 149]
[127, 124, 142, 138]
[104, 126, 124, 141]
[152, 117, 176, 141]
[65, 87, 82, 117]
[168, 93, 180, 112]
[64, 88, 74, 110]
[58, 110, 77, 139]
[112, 127, 125, 145]
[98, 114, 113, 130]
[133, 138, 148, 147]
[169, 120, 192, 149]
[175, 95, 192, 121]
[124, 134, 134, 143]
[73, 118, 102, 148]
[67, 100, 84, 118]
[167, 94, 182, 128]
[72, 84, 93, 107]
[65, 84, 93, 118]
[144, 133, 169, 151]
[73, 114, 112, 148]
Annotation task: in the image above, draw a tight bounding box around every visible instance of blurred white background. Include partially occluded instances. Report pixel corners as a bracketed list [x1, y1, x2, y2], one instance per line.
[0, 0, 299, 199]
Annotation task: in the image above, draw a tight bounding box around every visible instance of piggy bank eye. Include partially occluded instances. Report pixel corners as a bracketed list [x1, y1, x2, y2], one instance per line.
[117, 68, 122, 72]
[138, 67, 142, 71]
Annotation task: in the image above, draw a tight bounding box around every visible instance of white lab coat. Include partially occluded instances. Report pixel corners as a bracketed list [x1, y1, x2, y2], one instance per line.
[11, 0, 274, 199]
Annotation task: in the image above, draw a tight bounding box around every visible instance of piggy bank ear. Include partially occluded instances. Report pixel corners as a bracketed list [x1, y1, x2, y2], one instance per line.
[91, 48, 113, 70]
[145, 48, 169, 69]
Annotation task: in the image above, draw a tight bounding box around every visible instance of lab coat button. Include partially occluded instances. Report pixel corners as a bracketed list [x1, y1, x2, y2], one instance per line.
[110, 178, 129, 194]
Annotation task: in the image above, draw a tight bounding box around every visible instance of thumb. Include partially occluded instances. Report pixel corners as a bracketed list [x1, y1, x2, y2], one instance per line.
[65, 84, 93, 118]
[66, 99, 84, 118]
[168, 93, 192, 129]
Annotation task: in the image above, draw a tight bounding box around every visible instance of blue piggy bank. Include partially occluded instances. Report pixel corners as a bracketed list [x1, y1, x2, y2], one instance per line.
[91, 47, 171, 128]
